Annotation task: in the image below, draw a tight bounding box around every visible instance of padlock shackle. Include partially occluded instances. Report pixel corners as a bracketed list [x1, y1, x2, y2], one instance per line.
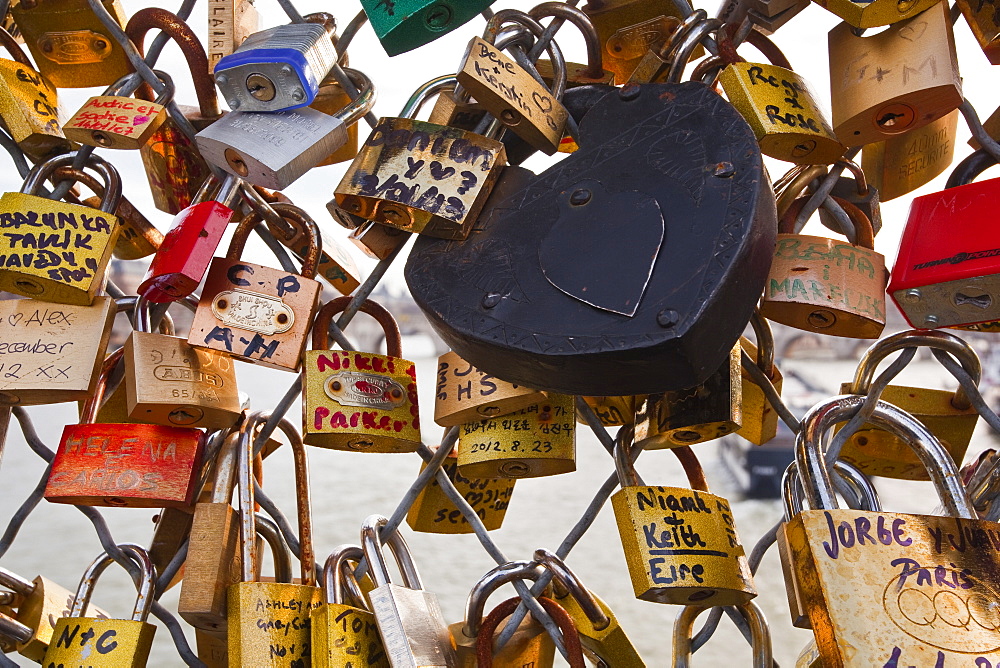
[532, 549, 610, 632]
[125, 7, 221, 120]
[226, 202, 321, 278]
[740, 29, 793, 71]
[779, 195, 874, 249]
[401, 74, 458, 119]
[323, 544, 368, 606]
[671, 446, 710, 493]
[0, 27, 32, 66]
[477, 596, 586, 668]
[782, 459, 881, 521]
[210, 431, 240, 504]
[672, 601, 771, 667]
[0, 568, 35, 596]
[116, 295, 175, 335]
[131, 293, 176, 336]
[527, 3, 604, 79]
[104, 69, 175, 106]
[22, 153, 122, 214]
[484, 9, 567, 101]
[945, 147, 997, 189]
[71, 543, 155, 622]
[194, 172, 241, 207]
[667, 17, 722, 84]
[255, 513, 294, 584]
[748, 309, 775, 378]
[462, 560, 544, 638]
[848, 329, 981, 409]
[775, 164, 827, 218]
[796, 395, 976, 517]
[835, 159, 869, 194]
[311, 297, 402, 357]
[360, 514, 424, 591]
[332, 68, 377, 128]
[238, 411, 315, 585]
[79, 346, 124, 425]
[0, 610, 31, 645]
[613, 427, 642, 488]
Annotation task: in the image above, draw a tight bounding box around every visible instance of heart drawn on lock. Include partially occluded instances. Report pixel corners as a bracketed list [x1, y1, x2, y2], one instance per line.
[897, 19, 927, 41]
[133, 115, 150, 126]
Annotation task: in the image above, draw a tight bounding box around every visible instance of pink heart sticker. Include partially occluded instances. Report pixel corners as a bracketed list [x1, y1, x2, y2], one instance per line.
[133, 115, 150, 126]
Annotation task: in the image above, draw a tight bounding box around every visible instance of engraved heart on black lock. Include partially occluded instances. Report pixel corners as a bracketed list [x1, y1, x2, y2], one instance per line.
[405, 82, 777, 396]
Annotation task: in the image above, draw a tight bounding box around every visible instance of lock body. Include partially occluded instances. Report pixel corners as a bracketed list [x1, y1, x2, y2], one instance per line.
[303, 348, 421, 452]
[367, 582, 457, 667]
[452, 614, 554, 668]
[206, 0, 260, 73]
[406, 448, 515, 533]
[227, 582, 321, 666]
[0, 192, 119, 305]
[312, 602, 389, 667]
[434, 350, 546, 427]
[141, 118, 215, 215]
[957, 0, 1000, 64]
[179, 502, 240, 631]
[0, 296, 114, 406]
[814, 0, 939, 27]
[578, 395, 639, 427]
[458, 395, 576, 479]
[817, 176, 883, 236]
[64, 96, 167, 149]
[336, 118, 507, 240]
[555, 591, 646, 668]
[267, 214, 362, 296]
[189, 258, 322, 371]
[43, 617, 155, 667]
[582, 0, 688, 83]
[361, 0, 495, 56]
[862, 109, 957, 202]
[0, 59, 70, 160]
[310, 73, 360, 166]
[612, 483, 756, 605]
[350, 222, 410, 261]
[737, 337, 783, 446]
[124, 331, 241, 429]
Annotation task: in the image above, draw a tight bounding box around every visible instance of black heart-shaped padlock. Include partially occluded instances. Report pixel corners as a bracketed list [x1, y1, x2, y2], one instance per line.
[405, 82, 777, 395]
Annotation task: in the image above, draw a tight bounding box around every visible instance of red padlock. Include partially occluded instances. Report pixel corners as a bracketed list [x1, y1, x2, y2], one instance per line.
[138, 174, 241, 302]
[888, 152, 1000, 329]
[44, 347, 206, 508]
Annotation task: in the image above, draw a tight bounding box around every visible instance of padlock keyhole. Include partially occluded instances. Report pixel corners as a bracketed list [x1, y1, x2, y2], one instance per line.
[954, 292, 993, 309]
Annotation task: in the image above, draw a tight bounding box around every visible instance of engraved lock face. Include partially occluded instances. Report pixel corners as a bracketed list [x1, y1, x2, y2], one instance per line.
[0, 61, 70, 160]
[324, 371, 407, 410]
[211, 289, 295, 336]
[862, 109, 958, 202]
[64, 97, 167, 150]
[36, 30, 112, 64]
[206, 0, 261, 72]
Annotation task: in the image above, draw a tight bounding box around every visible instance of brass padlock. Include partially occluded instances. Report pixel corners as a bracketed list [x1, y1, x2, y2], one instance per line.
[737, 311, 783, 446]
[349, 221, 410, 261]
[127, 8, 224, 215]
[304, 297, 421, 452]
[673, 601, 771, 665]
[634, 341, 742, 448]
[812, 0, 939, 28]
[779, 394, 1000, 666]
[42, 544, 156, 667]
[188, 204, 323, 371]
[196, 628, 230, 668]
[759, 195, 888, 338]
[626, 11, 707, 85]
[334, 74, 507, 240]
[829, 2, 962, 146]
[477, 596, 586, 667]
[535, 549, 646, 667]
[0, 27, 70, 160]
[957, 0, 1000, 65]
[125, 295, 241, 430]
[0, 153, 121, 305]
[206, 0, 259, 73]
[837, 330, 981, 480]
[577, 395, 639, 427]
[458, 394, 576, 479]
[434, 350, 546, 427]
[406, 444, 516, 534]
[63, 70, 173, 150]
[229, 412, 321, 666]
[312, 544, 388, 668]
[310, 72, 360, 166]
[862, 108, 958, 202]
[264, 203, 362, 296]
[11, 0, 131, 88]
[0, 295, 114, 406]
[581, 0, 689, 83]
[720, 59, 845, 164]
[449, 560, 554, 667]
[611, 433, 756, 605]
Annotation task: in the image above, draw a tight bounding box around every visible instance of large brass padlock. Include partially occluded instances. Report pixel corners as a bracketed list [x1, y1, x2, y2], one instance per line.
[0, 295, 114, 406]
[861, 109, 958, 202]
[780, 395, 1000, 667]
[837, 330, 981, 480]
[434, 350, 546, 427]
[312, 544, 388, 667]
[458, 394, 576, 479]
[449, 560, 554, 668]
[64, 70, 173, 150]
[42, 544, 156, 667]
[11, 0, 131, 88]
[0, 27, 70, 161]
[125, 295, 241, 430]
[829, 2, 962, 146]
[760, 195, 887, 338]
[188, 204, 322, 371]
[304, 297, 421, 452]
[0, 153, 121, 305]
[228, 412, 321, 666]
[334, 74, 507, 240]
[611, 433, 756, 605]
[634, 341, 741, 448]
[738, 311, 784, 446]
[406, 444, 515, 534]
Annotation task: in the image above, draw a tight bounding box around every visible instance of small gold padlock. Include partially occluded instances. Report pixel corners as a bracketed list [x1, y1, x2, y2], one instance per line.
[577, 395, 639, 427]
[862, 109, 958, 202]
[304, 297, 421, 452]
[634, 342, 742, 448]
[434, 350, 547, 427]
[581, 0, 689, 83]
[310, 73, 360, 166]
[349, 221, 410, 261]
[738, 311, 784, 446]
[458, 394, 576, 479]
[63, 71, 173, 150]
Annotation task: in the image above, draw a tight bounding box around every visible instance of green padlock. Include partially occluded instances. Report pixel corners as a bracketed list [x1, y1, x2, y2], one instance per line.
[361, 0, 496, 55]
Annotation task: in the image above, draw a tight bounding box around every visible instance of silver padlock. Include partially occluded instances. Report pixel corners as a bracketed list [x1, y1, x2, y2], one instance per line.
[196, 67, 374, 189]
[361, 514, 458, 668]
[214, 22, 340, 112]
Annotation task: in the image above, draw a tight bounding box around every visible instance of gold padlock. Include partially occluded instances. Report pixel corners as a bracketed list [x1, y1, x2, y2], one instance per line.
[458, 394, 576, 479]
[349, 221, 410, 261]
[577, 395, 639, 427]
[0, 153, 121, 305]
[837, 330, 981, 480]
[738, 311, 784, 446]
[582, 0, 689, 83]
[812, 0, 939, 28]
[434, 350, 546, 427]
[304, 297, 421, 453]
[310, 74, 360, 166]
[634, 341, 742, 448]
[829, 2, 962, 146]
[406, 444, 515, 534]
[63, 70, 173, 150]
[11, 0, 131, 88]
[862, 108, 958, 202]
[611, 434, 756, 605]
[760, 195, 888, 338]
